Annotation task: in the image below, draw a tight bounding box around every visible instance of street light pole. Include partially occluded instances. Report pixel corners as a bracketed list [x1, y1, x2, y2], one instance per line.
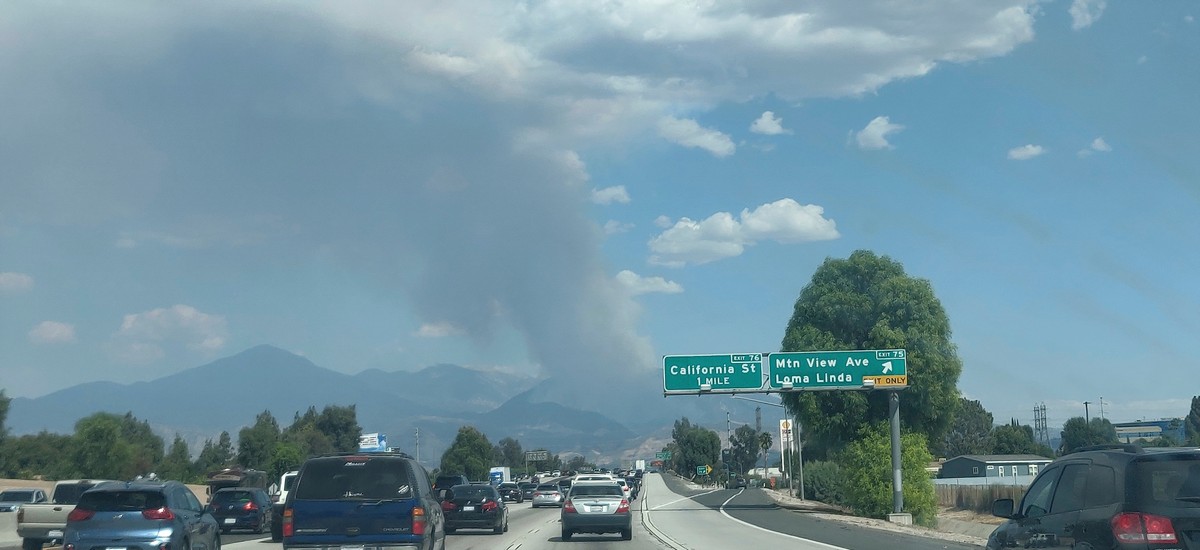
[731, 395, 804, 499]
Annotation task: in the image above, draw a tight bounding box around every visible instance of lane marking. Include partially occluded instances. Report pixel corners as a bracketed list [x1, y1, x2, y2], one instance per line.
[717, 491, 849, 550]
[651, 488, 722, 510]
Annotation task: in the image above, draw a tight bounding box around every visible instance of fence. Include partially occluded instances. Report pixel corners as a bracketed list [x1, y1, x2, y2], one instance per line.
[935, 481, 1028, 513]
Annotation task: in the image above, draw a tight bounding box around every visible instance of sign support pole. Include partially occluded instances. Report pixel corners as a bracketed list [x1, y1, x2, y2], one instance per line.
[889, 390, 903, 514]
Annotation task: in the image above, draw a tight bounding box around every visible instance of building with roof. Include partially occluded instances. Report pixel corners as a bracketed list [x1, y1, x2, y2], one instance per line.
[935, 454, 1053, 486]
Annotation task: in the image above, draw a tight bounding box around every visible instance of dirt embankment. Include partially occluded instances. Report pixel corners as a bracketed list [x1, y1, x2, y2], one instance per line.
[0, 479, 211, 503]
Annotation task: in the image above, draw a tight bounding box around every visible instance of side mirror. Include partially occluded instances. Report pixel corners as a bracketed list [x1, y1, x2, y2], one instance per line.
[992, 498, 1015, 518]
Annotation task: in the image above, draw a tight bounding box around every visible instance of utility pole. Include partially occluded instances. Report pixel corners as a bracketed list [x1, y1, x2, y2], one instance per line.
[726, 411, 731, 483]
[1099, 397, 1105, 420]
[415, 428, 420, 463]
[1083, 401, 1092, 423]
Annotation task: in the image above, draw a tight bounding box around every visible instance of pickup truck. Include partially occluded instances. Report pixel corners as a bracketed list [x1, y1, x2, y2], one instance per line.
[16, 479, 115, 550]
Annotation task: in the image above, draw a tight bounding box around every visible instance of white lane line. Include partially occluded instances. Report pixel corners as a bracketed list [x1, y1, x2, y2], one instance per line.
[718, 491, 849, 550]
[651, 488, 723, 510]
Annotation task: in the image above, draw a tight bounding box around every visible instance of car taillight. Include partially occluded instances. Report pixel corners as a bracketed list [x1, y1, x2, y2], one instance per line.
[482, 500, 498, 512]
[282, 508, 294, 537]
[616, 499, 630, 514]
[67, 508, 94, 522]
[242, 501, 258, 511]
[412, 506, 426, 536]
[441, 500, 457, 512]
[142, 507, 175, 520]
[533, 492, 541, 497]
[563, 499, 577, 514]
[1112, 512, 1178, 544]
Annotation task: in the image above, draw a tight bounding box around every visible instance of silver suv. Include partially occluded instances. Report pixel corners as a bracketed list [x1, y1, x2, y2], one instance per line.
[64, 480, 220, 550]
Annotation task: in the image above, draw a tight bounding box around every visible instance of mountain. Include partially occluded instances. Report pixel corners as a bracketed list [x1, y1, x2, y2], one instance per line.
[4, 345, 655, 465]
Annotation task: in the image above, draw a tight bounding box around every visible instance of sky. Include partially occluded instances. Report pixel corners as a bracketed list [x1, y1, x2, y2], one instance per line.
[2, 0, 1198, 432]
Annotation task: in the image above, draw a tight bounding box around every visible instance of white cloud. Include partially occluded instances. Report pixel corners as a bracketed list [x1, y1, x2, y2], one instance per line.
[615, 270, 683, 295]
[1069, 0, 1107, 30]
[29, 321, 76, 344]
[415, 321, 464, 338]
[855, 116, 904, 150]
[654, 215, 673, 229]
[0, 272, 34, 292]
[591, 185, 631, 205]
[648, 198, 839, 266]
[1078, 137, 1112, 157]
[1186, 15, 1195, 24]
[657, 117, 736, 157]
[1007, 144, 1046, 160]
[603, 220, 635, 234]
[750, 111, 791, 135]
[109, 304, 228, 363]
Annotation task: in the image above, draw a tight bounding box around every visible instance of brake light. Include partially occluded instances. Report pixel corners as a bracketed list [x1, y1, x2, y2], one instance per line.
[441, 500, 457, 512]
[412, 506, 426, 536]
[616, 499, 630, 514]
[67, 508, 94, 522]
[142, 507, 175, 520]
[1112, 512, 1178, 544]
[242, 501, 258, 511]
[282, 507, 294, 537]
[533, 492, 541, 497]
[563, 499, 577, 514]
[482, 500, 498, 512]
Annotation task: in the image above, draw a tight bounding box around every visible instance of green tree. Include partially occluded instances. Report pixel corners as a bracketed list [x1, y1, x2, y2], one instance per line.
[494, 437, 523, 468]
[838, 425, 938, 527]
[728, 425, 759, 475]
[268, 443, 304, 481]
[158, 435, 195, 482]
[195, 431, 235, 474]
[116, 412, 164, 475]
[440, 426, 494, 480]
[1185, 396, 1200, 445]
[779, 251, 963, 460]
[565, 455, 590, 472]
[0, 389, 9, 442]
[314, 405, 360, 452]
[940, 398, 994, 458]
[670, 418, 720, 476]
[238, 410, 281, 470]
[71, 413, 136, 479]
[1059, 417, 1118, 454]
[0, 431, 74, 479]
[757, 432, 773, 473]
[992, 420, 1053, 457]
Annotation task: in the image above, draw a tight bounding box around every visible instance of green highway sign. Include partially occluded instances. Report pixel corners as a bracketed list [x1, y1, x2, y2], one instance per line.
[663, 353, 764, 394]
[695, 465, 712, 476]
[655, 451, 672, 460]
[768, 349, 908, 390]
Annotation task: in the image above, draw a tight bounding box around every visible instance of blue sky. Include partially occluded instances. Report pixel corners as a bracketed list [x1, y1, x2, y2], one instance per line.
[1, 1, 1197, 431]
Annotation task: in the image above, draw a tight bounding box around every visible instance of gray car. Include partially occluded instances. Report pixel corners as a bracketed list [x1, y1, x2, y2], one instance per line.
[64, 480, 220, 550]
[0, 488, 48, 513]
[530, 483, 564, 508]
[560, 481, 631, 541]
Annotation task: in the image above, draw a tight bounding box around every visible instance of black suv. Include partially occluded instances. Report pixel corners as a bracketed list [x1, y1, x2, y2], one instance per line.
[282, 452, 445, 550]
[433, 474, 469, 501]
[987, 444, 1200, 549]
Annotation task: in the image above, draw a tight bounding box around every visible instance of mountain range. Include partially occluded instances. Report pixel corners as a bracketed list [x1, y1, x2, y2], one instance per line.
[5, 344, 777, 466]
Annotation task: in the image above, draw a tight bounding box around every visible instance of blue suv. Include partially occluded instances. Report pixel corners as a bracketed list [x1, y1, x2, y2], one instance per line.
[64, 480, 219, 550]
[282, 452, 445, 550]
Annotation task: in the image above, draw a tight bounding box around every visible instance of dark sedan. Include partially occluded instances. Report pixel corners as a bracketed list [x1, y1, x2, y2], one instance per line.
[441, 484, 508, 534]
[518, 482, 537, 501]
[497, 483, 523, 503]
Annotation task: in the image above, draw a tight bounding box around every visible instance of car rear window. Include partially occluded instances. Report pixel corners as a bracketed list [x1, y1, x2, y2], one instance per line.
[1129, 457, 1200, 505]
[449, 485, 495, 499]
[53, 483, 101, 505]
[571, 485, 622, 497]
[77, 490, 166, 511]
[0, 491, 35, 501]
[212, 491, 253, 504]
[536, 484, 558, 491]
[295, 457, 415, 500]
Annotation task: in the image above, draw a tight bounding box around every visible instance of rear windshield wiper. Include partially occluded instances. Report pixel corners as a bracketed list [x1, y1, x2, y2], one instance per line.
[1176, 497, 1200, 503]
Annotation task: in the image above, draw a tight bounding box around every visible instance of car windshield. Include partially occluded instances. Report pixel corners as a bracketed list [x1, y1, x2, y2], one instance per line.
[1130, 458, 1200, 505]
[0, 491, 35, 501]
[77, 490, 166, 512]
[295, 458, 414, 500]
[536, 485, 558, 492]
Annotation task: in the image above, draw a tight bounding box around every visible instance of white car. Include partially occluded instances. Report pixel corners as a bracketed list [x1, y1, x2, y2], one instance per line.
[614, 478, 631, 499]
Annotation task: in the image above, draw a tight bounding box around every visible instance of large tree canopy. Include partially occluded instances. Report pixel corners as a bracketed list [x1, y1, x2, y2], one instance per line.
[1059, 417, 1117, 455]
[779, 250, 963, 459]
[440, 426, 494, 480]
[940, 398, 994, 458]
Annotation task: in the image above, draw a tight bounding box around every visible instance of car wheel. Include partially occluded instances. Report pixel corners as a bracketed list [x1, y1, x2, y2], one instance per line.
[621, 528, 632, 541]
[22, 539, 43, 550]
[271, 519, 283, 542]
[561, 528, 572, 541]
[445, 527, 456, 535]
[210, 535, 220, 550]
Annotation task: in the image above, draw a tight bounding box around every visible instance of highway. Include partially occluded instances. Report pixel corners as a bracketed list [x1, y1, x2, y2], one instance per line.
[205, 473, 983, 550]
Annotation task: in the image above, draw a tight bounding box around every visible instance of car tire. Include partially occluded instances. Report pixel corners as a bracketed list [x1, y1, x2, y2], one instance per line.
[211, 535, 220, 550]
[22, 539, 42, 550]
[621, 528, 632, 541]
[445, 527, 456, 535]
[561, 528, 572, 541]
[271, 519, 282, 542]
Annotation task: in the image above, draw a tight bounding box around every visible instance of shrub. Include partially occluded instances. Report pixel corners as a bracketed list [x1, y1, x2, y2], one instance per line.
[838, 424, 939, 527]
[802, 460, 845, 505]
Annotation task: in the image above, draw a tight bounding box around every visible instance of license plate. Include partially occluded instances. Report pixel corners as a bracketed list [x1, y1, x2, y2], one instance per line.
[48, 531, 63, 538]
[106, 547, 125, 550]
[223, 518, 236, 524]
[341, 546, 364, 550]
[463, 506, 475, 511]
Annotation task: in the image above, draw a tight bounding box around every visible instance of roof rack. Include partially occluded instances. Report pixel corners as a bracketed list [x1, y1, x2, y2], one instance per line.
[1071, 444, 1145, 454]
[317, 451, 415, 459]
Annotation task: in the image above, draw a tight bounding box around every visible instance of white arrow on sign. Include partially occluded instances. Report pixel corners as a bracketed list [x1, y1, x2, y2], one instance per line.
[882, 361, 893, 374]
